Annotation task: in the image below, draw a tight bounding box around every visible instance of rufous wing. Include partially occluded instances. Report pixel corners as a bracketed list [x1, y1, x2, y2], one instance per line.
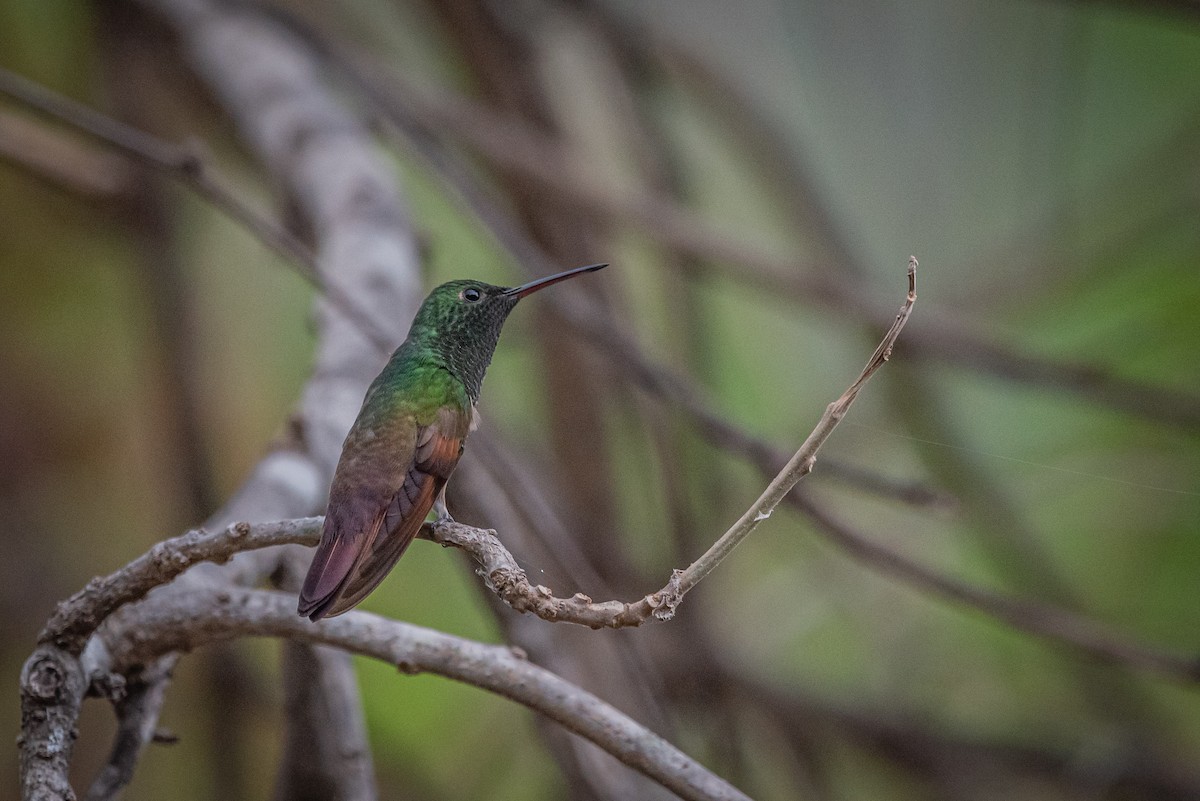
[298, 405, 470, 620]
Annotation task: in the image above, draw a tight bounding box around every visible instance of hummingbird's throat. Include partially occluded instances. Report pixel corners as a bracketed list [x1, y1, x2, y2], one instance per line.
[434, 301, 515, 402]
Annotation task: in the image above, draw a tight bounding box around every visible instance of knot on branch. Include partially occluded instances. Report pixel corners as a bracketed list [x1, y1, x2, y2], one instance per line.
[23, 654, 73, 703]
[487, 566, 530, 597]
[151, 534, 199, 571]
[648, 570, 685, 622]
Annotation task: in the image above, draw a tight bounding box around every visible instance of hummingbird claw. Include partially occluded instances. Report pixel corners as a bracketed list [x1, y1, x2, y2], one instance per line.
[434, 486, 453, 523]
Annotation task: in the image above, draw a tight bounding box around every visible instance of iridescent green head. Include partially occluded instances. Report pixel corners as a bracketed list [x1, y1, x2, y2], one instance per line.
[408, 263, 607, 401]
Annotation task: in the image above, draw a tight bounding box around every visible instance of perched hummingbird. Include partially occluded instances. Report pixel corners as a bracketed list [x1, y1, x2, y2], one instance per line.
[298, 263, 607, 621]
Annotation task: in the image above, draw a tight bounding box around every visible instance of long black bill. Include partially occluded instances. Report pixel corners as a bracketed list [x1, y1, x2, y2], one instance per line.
[502, 263, 608, 299]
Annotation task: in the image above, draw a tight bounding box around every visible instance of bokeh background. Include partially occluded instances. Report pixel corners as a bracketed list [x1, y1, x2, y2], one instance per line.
[3, 1, 1200, 799]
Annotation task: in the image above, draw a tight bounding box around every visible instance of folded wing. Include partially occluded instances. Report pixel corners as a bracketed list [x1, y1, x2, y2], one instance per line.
[298, 405, 470, 620]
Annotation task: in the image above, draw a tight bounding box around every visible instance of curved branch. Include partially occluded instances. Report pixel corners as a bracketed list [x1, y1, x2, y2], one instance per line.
[426, 489, 1200, 684]
[40, 518, 320, 654]
[97, 586, 751, 801]
[427, 498, 1200, 684]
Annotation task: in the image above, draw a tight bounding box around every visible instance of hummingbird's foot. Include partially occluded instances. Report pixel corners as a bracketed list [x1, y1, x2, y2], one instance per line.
[433, 487, 454, 525]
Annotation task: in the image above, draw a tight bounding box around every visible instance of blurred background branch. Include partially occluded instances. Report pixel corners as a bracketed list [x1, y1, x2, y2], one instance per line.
[5, 0, 1200, 800]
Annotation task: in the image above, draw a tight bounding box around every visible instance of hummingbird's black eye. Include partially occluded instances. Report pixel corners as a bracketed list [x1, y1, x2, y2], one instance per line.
[462, 287, 482, 303]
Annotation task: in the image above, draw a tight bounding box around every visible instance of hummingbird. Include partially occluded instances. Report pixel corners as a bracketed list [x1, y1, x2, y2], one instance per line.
[298, 262, 607, 621]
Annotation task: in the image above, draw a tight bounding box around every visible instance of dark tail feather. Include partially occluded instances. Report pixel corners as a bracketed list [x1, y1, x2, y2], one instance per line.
[298, 589, 341, 622]
[298, 498, 427, 621]
[298, 518, 368, 620]
[309, 525, 419, 619]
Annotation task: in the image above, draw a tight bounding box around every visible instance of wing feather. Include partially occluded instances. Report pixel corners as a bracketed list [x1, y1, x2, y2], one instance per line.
[298, 405, 470, 620]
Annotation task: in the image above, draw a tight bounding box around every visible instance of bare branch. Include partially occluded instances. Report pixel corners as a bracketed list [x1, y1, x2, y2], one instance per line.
[428, 465, 1200, 686]
[97, 587, 751, 801]
[425, 488, 1200, 684]
[424, 520, 648, 627]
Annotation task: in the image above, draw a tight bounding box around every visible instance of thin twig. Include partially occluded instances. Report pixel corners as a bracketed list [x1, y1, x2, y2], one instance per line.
[636, 257, 919, 618]
[426, 498, 1200, 684]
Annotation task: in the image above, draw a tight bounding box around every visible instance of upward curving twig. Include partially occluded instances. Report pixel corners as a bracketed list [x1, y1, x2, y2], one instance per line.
[437, 258, 917, 628]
